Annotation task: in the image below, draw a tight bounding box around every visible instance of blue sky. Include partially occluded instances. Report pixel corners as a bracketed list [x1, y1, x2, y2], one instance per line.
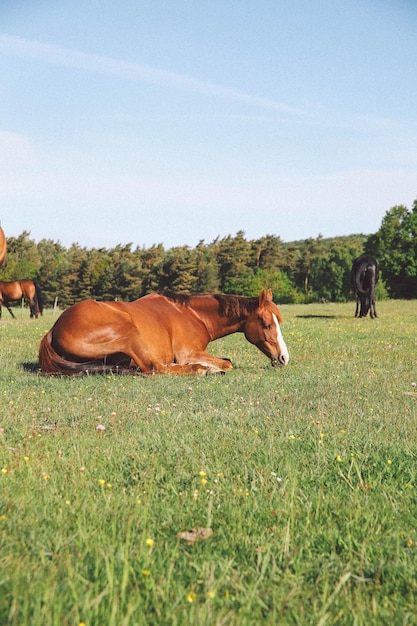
[1, 0, 416, 249]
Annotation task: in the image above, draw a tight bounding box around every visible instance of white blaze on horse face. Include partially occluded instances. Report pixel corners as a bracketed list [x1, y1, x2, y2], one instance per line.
[272, 313, 289, 365]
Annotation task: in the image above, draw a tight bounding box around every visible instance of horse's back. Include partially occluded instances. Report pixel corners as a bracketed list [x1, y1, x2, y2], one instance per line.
[53, 299, 132, 331]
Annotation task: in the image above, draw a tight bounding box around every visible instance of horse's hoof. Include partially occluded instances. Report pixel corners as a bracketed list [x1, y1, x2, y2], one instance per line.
[205, 367, 226, 376]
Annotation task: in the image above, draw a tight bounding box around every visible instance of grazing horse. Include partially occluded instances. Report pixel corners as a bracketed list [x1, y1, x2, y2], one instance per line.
[351, 254, 379, 318]
[0, 280, 43, 319]
[0, 227, 6, 267]
[38, 289, 289, 375]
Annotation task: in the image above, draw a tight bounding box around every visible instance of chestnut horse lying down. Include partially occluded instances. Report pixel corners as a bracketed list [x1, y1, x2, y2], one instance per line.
[39, 289, 289, 375]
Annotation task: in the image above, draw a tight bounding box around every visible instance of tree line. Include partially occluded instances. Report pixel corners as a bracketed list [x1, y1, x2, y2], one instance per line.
[1, 200, 416, 309]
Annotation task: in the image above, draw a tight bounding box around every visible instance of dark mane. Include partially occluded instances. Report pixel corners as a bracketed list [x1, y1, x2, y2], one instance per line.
[159, 290, 259, 318]
[159, 290, 191, 306]
[213, 294, 259, 318]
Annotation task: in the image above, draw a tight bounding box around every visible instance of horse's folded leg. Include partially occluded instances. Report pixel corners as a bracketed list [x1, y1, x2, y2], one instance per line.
[161, 363, 227, 375]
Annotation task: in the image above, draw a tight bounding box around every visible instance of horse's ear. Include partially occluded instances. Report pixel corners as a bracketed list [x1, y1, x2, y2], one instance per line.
[258, 289, 273, 306]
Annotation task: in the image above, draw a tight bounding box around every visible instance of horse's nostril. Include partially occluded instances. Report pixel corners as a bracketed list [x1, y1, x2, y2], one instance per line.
[271, 354, 289, 367]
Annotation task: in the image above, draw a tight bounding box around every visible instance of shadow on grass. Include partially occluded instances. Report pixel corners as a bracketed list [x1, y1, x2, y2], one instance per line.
[296, 314, 338, 319]
[21, 362, 40, 373]
[20, 361, 148, 376]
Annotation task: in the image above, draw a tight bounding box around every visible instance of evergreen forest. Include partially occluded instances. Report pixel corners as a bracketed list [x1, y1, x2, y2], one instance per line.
[1, 201, 416, 309]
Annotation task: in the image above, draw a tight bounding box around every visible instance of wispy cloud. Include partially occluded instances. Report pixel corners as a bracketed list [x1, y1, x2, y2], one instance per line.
[0, 34, 308, 117]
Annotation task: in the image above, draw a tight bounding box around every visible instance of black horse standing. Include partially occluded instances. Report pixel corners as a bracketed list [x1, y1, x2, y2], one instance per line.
[351, 254, 379, 318]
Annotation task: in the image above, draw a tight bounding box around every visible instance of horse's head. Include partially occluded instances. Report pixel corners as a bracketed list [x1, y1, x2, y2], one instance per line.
[244, 289, 289, 367]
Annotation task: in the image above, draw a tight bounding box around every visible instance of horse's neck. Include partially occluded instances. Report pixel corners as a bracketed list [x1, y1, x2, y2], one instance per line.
[188, 295, 247, 340]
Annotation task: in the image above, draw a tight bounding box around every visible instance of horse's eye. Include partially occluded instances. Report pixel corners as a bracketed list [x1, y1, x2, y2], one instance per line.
[264, 323, 271, 330]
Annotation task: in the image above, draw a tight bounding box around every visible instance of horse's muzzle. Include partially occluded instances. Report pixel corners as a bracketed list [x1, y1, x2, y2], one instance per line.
[271, 354, 289, 367]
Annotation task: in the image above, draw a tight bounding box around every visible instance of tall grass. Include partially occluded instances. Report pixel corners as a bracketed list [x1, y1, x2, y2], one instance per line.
[1, 300, 417, 625]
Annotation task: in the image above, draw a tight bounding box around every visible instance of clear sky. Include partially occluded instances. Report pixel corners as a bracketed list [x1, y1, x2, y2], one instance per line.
[1, 0, 416, 250]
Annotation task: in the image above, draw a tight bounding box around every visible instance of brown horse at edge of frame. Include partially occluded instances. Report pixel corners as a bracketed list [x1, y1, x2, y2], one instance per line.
[0, 280, 43, 319]
[0, 227, 6, 267]
[38, 289, 289, 376]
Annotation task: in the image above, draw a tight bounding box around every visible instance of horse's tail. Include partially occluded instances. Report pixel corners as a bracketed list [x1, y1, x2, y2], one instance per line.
[33, 282, 43, 315]
[38, 332, 138, 376]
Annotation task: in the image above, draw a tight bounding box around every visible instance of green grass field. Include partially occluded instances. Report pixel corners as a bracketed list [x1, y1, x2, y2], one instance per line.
[1, 300, 417, 625]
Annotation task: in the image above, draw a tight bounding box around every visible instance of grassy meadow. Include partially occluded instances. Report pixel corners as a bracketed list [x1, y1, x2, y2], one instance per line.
[1, 300, 417, 625]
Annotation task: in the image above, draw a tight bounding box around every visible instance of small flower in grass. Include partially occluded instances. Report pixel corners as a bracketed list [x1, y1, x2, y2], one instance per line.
[1, 467, 8, 474]
[96, 424, 105, 432]
[187, 591, 197, 603]
[106, 483, 112, 489]
[387, 459, 392, 465]
[42, 472, 50, 480]
[23, 456, 29, 462]
[79, 466, 86, 473]
[336, 454, 342, 462]
[289, 434, 296, 440]
[411, 382, 416, 387]
[201, 478, 208, 486]
[141, 569, 151, 576]
[199, 470, 207, 477]
[206, 590, 215, 599]
[145, 537, 154, 547]
[98, 479, 106, 486]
